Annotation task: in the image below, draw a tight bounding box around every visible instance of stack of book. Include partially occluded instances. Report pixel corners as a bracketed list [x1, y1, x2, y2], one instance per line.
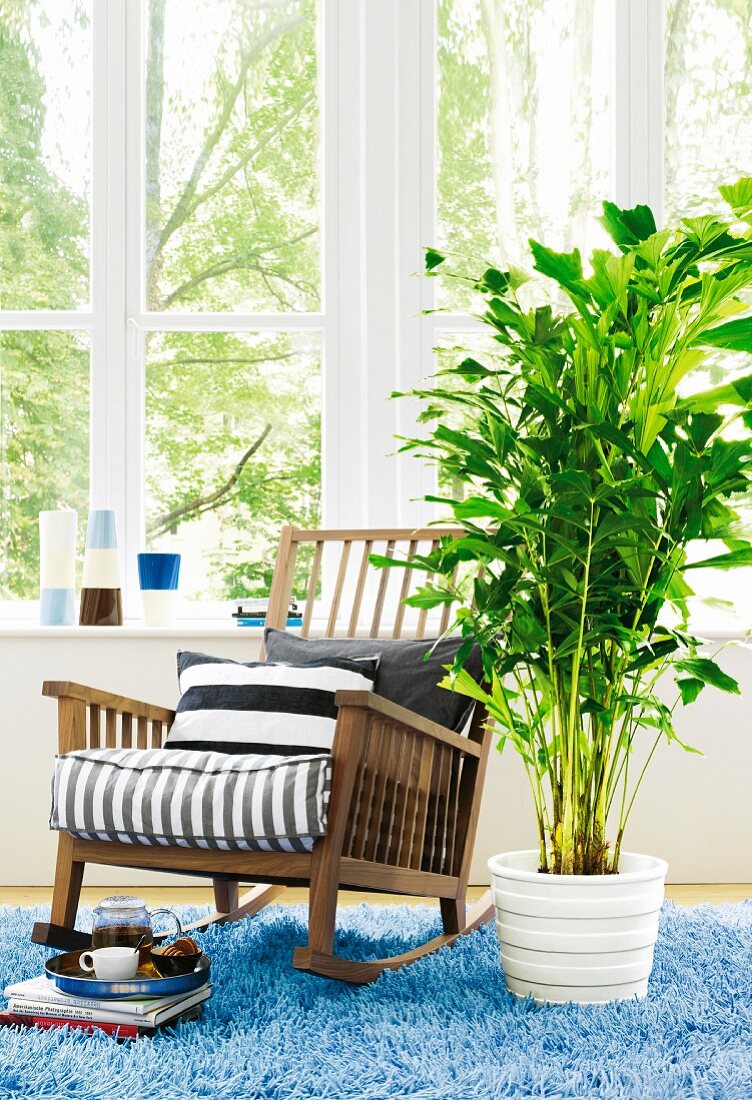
[1, 974, 212, 1039]
[232, 600, 302, 627]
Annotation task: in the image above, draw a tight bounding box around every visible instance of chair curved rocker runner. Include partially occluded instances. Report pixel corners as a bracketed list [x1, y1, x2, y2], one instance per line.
[32, 527, 494, 984]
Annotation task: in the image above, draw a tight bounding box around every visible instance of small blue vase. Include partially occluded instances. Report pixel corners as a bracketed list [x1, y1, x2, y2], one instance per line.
[137, 553, 181, 626]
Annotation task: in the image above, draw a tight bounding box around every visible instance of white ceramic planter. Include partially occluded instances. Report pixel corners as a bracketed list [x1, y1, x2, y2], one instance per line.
[488, 850, 668, 1004]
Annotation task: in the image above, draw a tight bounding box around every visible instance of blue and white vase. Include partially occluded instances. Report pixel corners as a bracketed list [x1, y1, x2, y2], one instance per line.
[79, 510, 123, 625]
[39, 510, 77, 625]
[137, 552, 181, 627]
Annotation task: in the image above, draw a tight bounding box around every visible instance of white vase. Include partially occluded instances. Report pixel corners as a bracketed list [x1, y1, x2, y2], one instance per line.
[80, 509, 122, 625]
[39, 510, 77, 625]
[488, 849, 668, 1004]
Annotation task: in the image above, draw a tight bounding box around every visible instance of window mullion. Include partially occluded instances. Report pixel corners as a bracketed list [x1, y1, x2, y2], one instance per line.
[415, 0, 438, 520]
[347, 0, 431, 528]
[91, 0, 129, 599]
[124, 0, 145, 618]
[90, 0, 108, 515]
[327, 0, 366, 527]
[132, 313, 325, 331]
[361, 0, 400, 527]
[395, 0, 434, 527]
[0, 311, 94, 329]
[321, 0, 341, 528]
[614, 0, 664, 223]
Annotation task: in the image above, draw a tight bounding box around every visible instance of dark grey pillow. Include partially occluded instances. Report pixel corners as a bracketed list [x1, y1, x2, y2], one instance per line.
[264, 629, 483, 732]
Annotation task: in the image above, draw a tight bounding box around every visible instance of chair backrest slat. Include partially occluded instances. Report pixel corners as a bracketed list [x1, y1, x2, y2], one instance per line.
[264, 526, 464, 643]
[137, 716, 148, 749]
[105, 708, 117, 747]
[392, 540, 418, 638]
[89, 704, 100, 749]
[416, 540, 440, 637]
[347, 541, 373, 636]
[301, 540, 324, 637]
[325, 540, 352, 636]
[369, 540, 395, 637]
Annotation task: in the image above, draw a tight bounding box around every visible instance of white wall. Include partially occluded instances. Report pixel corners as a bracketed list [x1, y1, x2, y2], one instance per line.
[477, 643, 752, 883]
[0, 628, 750, 887]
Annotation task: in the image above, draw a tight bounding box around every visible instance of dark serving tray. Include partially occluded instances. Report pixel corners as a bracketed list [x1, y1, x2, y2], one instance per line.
[45, 950, 210, 1000]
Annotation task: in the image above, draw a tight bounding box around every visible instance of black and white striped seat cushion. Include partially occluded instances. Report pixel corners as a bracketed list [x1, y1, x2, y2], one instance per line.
[164, 650, 378, 756]
[50, 747, 331, 853]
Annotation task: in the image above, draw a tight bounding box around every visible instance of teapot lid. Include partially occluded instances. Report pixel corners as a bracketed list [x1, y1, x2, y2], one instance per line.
[97, 895, 146, 911]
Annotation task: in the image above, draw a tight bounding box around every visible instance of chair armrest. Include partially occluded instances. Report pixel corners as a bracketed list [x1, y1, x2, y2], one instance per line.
[329, 691, 490, 877]
[333, 690, 481, 758]
[43, 682, 175, 726]
[43, 681, 175, 752]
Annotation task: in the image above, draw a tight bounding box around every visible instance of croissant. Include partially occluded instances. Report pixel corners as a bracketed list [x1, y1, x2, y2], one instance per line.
[161, 936, 201, 957]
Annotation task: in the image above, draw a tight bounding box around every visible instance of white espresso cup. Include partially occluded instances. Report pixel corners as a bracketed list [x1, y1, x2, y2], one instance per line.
[79, 946, 139, 981]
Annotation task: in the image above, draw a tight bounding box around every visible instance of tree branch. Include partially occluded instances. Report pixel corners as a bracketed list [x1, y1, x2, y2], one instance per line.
[170, 472, 305, 530]
[153, 15, 304, 265]
[259, 269, 292, 309]
[178, 90, 315, 229]
[149, 352, 294, 369]
[162, 227, 316, 307]
[147, 421, 272, 537]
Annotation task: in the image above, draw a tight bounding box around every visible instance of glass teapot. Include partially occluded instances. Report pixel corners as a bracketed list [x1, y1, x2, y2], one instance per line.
[91, 895, 182, 966]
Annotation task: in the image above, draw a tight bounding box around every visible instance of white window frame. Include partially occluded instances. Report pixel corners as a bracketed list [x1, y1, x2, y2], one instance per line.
[0, 0, 672, 621]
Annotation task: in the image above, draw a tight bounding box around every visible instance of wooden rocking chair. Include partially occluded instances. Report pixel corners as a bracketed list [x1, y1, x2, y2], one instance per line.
[32, 526, 494, 984]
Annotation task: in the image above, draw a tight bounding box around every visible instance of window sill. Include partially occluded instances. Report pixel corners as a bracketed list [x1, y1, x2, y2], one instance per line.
[0, 621, 267, 639]
[0, 620, 747, 642]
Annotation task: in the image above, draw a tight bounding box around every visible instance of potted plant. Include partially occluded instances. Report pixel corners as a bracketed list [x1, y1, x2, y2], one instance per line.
[377, 182, 752, 1002]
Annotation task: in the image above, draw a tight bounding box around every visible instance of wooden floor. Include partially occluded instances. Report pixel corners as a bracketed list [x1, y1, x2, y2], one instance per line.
[1, 884, 749, 908]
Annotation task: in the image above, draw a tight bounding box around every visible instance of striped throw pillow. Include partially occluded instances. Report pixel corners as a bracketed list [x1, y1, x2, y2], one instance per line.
[164, 650, 379, 756]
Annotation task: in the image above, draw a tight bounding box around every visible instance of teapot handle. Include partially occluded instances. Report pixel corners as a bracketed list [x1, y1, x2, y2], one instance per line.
[149, 907, 183, 941]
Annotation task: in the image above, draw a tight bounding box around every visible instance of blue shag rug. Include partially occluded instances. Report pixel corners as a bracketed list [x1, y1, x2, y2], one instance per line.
[0, 901, 749, 1099]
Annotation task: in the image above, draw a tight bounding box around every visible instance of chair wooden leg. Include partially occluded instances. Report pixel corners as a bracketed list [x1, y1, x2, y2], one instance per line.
[440, 893, 466, 935]
[293, 890, 495, 985]
[50, 833, 85, 928]
[307, 849, 338, 954]
[295, 703, 366, 960]
[164, 883, 287, 939]
[213, 878, 239, 915]
[31, 832, 89, 950]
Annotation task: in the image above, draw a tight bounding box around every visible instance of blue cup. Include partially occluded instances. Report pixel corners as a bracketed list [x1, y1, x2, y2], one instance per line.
[137, 553, 181, 591]
[137, 553, 181, 626]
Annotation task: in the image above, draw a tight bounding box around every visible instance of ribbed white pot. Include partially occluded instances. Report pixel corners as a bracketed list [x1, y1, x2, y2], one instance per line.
[488, 850, 668, 1004]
